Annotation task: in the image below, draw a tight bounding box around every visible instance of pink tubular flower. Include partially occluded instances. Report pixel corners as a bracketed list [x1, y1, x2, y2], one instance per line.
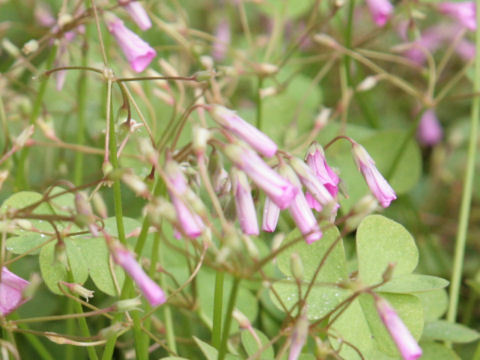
[262, 196, 280, 232]
[352, 142, 396, 208]
[417, 109, 443, 146]
[107, 16, 156, 72]
[305, 142, 339, 197]
[288, 307, 309, 360]
[374, 296, 422, 360]
[279, 165, 322, 244]
[231, 169, 259, 235]
[366, 0, 394, 27]
[0, 267, 30, 316]
[212, 19, 230, 61]
[165, 160, 204, 238]
[112, 247, 166, 306]
[210, 105, 278, 158]
[438, 2, 476, 31]
[225, 143, 297, 209]
[118, 1, 152, 31]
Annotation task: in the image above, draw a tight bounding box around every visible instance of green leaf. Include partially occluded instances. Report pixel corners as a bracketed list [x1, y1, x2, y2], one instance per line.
[65, 239, 89, 284]
[39, 242, 68, 294]
[258, 0, 313, 18]
[416, 289, 449, 321]
[422, 320, 480, 343]
[418, 342, 461, 360]
[357, 215, 418, 285]
[375, 274, 449, 293]
[6, 233, 50, 255]
[193, 337, 240, 360]
[241, 328, 274, 359]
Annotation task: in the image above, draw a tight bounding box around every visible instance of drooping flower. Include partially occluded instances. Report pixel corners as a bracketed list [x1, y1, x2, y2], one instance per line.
[231, 168, 259, 235]
[0, 267, 30, 316]
[112, 246, 166, 307]
[279, 164, 322, 244]
[416, 109, 443, 146]
[107, 16, 156, 72]
[374, 296, 422, 360]
[118, 1, 152, 31]
[210, 105, 278, 158]
[165, 159, 205, 238]
[262, 196, 280, 232]
[212, 19, 230, 61]
[438, 2, 476, 31]
[351, 142, 397, 208]
[224, 143, 297, 209]
[366, 0, 394, 27]
[305, 143, 339, 196]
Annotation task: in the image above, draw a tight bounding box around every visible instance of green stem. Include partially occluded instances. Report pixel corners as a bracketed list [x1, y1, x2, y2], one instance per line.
[256, 77, 263, 130]
[8, 314, 54, 360]
[74, 301, 99, 360]
[218, 277, 240, 360]
[344, 0, 355, 85]
[446, 0, 480, 325]
[212, 271, 225, 349]
[15, 45, 57, 190]
[101, 335, 117, 360]
[65, 300, 75, 360]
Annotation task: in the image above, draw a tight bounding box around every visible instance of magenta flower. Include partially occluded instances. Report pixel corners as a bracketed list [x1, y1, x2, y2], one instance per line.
[107, 16, 156, 72]
[374, 296, 422, 360]
[0, 267, 30, 316]
[165, 160, 205, 238]
[225, 143, 297, 209]
[417, 109, 443, 146]
[210, 105, 278, 158]
[366, 0, 394, 27]
[352, 142, 397, 208]
[231, 169, 259, 235]
[262, 197, 280, 232]
[280, 164, 322, 244]
[118, 1, 152, 31]
[305, 142, 339, 197]
[212, 19, 230, 61]
[112, 246, 166, 307]
[438, 2, 476, 30]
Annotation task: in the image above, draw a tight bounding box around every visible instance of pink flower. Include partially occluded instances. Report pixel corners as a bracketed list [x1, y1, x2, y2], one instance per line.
[231, 169, 259, 235]
[165, 160, 205, 238]
[417, 109, 443, 146]
[305, 143, 339, 197]
[210, 105, 278, 158]
[366, 0, 394, 27]
[212, 19, 230, 61]
[279, 164, 322, 244]
[107, 16, 156, 72]
[352, 142, 396, 208]
[288, 307, 309, 360]
[456, 39, 476, 60]
[112, 247, 166, 307]
[119, 1, 152, 31]
[0, 267, 30, 316]
[262, 197, 280, 232]
[438, 2, 476, 30]
[225, 143, 297, 209]
[374, 296, 422, 360]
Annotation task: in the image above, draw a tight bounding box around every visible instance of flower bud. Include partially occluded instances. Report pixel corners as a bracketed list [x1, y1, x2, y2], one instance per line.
[61, 282, 94, 301]
[22, 39, 39, 55]
[255, 63, 278, 77]
[0, 170, 8, 191]
[114, 297, 142, 312]
[231, 169, 259, 236]
[241, 234, 259, 259]
[192, 125, 211, 155]
[290, 253, 304, 281]
[2, 39, 20, 57]
[118, 0, 152, 31]
[100, 323, 125, 340]
[13, 125, 34, 148]
[344, 195, 379, 231]
[121, 172, 149, 198]
[92, 192, 108, 219]
[233, 309, 251, 330]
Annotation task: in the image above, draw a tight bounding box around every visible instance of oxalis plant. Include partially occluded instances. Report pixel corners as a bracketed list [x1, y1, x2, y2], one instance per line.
[0, 0, 480, 359]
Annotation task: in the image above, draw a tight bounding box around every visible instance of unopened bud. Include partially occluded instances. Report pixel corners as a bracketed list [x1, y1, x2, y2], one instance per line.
[100, 323, 125, 340]
[241, 234, 259, 259]
[62, 282, 94, 301]
[313, 33, 338, 48]
[233, 309, 251, 329]
[144, 197, 177, 226]
[194, 70, 215, 82]
[138, 138, 158, 165]
[200, 55, 214, 69]
[122, 172, 149, 198]
[260, 86, 278, 98]
[290, 253, 304, 281]
[314, 107, 331, 130]
[23, 39, 39, 55]
[344, 195, 379, 231]
[0, 170, 8, 191]
[256, 63, 278, 77]
[356, 76, 379, 92]
[37, 117, 58, 141]
[2, 38, 20, 57]
[192, 125, 210, 155]
[272, 233, 285, 253]
[114, 297, 142, 312]
[54, 241, 68, 268]
[14, 125, 34, 148]
[92, 192, 108, 218]
[382, 262, 396, 282]
[102, 161, 114, 177]
[57, 13, 72, 28]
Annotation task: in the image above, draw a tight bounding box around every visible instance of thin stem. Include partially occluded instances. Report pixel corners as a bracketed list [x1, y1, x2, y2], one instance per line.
[218, 277, 240, 360]
[447, 0, 480, 325]
[8, 314, 54, 360]
[73, 301, 99, 360]
[160, 235, 177, 354]
[90, 0, 108, 66]
[256, 77, 264, 130]
[212, 271, 225, 349]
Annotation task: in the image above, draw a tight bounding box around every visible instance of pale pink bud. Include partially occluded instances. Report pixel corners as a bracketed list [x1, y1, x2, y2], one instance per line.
[455, 39, 476, 60]
[352, 142, 396, 208]
[438, 2, 476, 31]
[165, 160, 204, 238]
[225, 143, 297, 209]
[279, 165, 322, 244]
[231, 169, 259, 235]
[288, 307, 309, 360]
[416, 109, 443, 146]
[366, 0, 394, 27]
[112, 246, 166, 307]
[210, 105, 278, 158]
[212, 19, 230, 61]
[107, 16, 156, 72]
[119, 1, 152, 31]
[374, 296, 422, 360]
[0, 267, 30, 316]
[262, 197, 280, 232]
